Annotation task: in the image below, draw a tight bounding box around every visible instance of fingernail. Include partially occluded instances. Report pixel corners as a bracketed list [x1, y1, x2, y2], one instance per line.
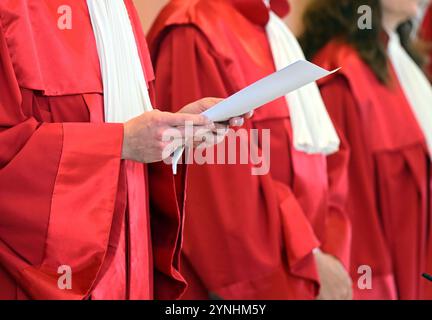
[202, 115, 212, 124]
[234, 118, 244, 126]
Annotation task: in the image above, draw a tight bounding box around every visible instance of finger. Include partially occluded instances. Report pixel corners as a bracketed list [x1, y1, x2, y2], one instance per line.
[214, 120, 230, 126]
[213, 123, 229, 135]
[345, 280, 354, 300]
[244, 110, 254, 119]
[174, 125, 215, 139]
[194, 140, 212, 149]
[162, 112, 212, 127]
[162, 138, 185, 158]
[166, 127, 219, 150]
[347, 289, 354, 300]
[179, 97, 223, 114]
[341, 289, 351, 300]
[197, 97, 223, 109]
[229, 117, 244, 127]
[214, 123, 229, 130]
[164, 156, 173, 165]
[194, 132, 225, 149]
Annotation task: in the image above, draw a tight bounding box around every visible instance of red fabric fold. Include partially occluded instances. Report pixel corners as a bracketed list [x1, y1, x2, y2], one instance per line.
[148, 0, 349, 299]
[316, 41, 431, 299]
[20, 123, 124, 300]
[0, 0, 185, 300]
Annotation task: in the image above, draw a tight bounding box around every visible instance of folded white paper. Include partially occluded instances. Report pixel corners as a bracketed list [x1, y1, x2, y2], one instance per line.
[172, 60, 339, 174]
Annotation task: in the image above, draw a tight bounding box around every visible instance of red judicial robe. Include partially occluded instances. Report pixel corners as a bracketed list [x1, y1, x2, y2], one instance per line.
[0, 0, 185, 300]
[421, 6, 432, 81]
[148, 0, 351, 299]
[315, 40, 432, 300]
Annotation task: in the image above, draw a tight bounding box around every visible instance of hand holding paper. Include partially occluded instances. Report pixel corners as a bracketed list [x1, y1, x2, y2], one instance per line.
[172, 60, 339, 174]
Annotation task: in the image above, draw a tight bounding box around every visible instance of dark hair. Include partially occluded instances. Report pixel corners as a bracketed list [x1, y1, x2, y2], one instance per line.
[299, 0, 423, 84]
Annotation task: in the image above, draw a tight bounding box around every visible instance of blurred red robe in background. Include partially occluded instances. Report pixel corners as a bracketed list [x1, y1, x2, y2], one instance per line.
[148, 0, 351, 299]
[0, 0, 185, 300]
[315, 40, 432, 300]
[421, 6, 432, 81]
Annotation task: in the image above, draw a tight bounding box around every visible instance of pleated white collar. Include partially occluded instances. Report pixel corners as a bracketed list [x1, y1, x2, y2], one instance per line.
[87, 0, 153, 123]
[264, 3, 340, 155]
[388, 30, 432, 157]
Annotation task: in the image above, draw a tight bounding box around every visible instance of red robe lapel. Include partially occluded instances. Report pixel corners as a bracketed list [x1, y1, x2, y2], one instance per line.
[0, 0, 185, 300]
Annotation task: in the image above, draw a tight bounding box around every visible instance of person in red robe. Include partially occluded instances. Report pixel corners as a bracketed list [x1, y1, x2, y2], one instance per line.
[420, 5, 432, 81]
[0, 0, 236, 300]
[148, 0, 352, 300]
[301, 0, 432, 300]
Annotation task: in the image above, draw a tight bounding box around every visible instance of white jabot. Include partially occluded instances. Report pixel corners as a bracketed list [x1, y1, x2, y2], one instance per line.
[264, 6, 340, 155]
[87, 0, 153, 123]
[388, 31, 432, 156]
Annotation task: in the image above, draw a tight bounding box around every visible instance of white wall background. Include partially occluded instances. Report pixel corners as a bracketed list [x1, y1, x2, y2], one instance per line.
[134, 0, 169, 34]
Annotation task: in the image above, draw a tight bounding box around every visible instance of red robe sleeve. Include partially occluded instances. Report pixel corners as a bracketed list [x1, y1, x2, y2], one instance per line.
[320, 76, 366, 270]
[0, 21, 125, 300]
[319, 78, 352, 270]
[148, 160, 188, 300]
[152, 25, 321, 299]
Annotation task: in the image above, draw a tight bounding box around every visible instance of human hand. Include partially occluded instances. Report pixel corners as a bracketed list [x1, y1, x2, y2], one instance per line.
[315, 250, 353, 300]
[178, 97, 254, 148]
[122, 109, 212, 163]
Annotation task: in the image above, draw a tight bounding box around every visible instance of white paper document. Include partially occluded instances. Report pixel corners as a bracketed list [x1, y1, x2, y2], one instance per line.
[171, 60, 339, 174]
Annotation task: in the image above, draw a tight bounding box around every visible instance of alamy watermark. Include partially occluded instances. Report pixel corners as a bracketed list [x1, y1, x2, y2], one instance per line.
[358, 5, 373, 30]
[57, 5, 72, 30]
[57, 265, 72, 290]
[357, 265, 373, 290]
[161, 122, 271, 176]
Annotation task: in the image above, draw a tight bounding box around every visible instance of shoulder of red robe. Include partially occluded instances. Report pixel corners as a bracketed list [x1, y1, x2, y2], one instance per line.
[314, 40, 425, 152]
[313, 40, 382, 108]
[314, 38, 393, 92]
[149, 0, 288, 33]
[147, 0, 278, 64]
[148, 0, 237, 43]
[314, 40, 360, 85]
[0, 0, 153, 96]
[231, 0, 290, 26]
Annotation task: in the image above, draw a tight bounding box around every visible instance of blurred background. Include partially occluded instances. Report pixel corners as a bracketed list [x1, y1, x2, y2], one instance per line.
[134, 0, 431, 82]
[135, 0, 430, 35]
[134, 0, 169, 34]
